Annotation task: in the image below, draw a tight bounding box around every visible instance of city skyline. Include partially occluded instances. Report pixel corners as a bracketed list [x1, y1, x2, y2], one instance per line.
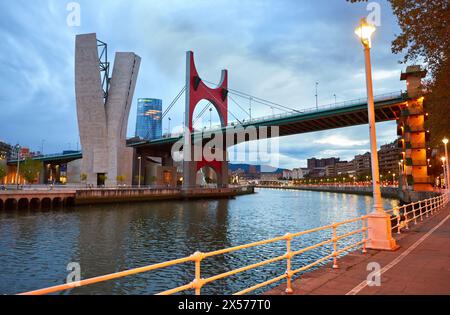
[0, 0, 405, 168]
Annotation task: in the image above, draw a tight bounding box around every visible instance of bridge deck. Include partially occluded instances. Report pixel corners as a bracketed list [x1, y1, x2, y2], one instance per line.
[265, 203, 450, 295]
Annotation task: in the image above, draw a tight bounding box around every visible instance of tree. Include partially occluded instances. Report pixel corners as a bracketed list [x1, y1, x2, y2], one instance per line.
[19, 158, 41, 184]
[0, 165, 6, 184]
[134, 175, 144, 186]
[116, 175, 125, 185]
[98, 174, 107, 186]
[348, 0, 450, 147]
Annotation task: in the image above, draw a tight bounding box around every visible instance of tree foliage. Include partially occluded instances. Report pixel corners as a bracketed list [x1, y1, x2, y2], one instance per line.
[19, 158, 41, 184]
[348, 0, 450, 147]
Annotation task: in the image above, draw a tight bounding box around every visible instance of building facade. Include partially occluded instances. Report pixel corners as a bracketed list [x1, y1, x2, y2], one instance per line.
[354, 152, 371, 175]
[378, 140, 401, 173]
[0, 141, 12, 160]
[135, 98, 163, 140]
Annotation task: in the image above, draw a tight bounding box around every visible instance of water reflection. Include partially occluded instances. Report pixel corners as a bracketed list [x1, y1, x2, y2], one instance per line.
[0, 189, 398, 295]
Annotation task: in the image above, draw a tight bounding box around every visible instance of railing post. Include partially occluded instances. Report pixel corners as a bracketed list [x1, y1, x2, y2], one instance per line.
[284, 233, 294, 294]
[332, 224, 339, 269]
[426, 199, 429, 218]
[413, 202, 418, 225]
[396, 207, 402, 234]
[404, 206, 410, 230]
[362, 218, 368, 254]
[191, 251, 204, 295]
[419, 200, 423, 222]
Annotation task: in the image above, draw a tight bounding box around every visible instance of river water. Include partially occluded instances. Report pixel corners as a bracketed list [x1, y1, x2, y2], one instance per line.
[0, 188, 398, 295]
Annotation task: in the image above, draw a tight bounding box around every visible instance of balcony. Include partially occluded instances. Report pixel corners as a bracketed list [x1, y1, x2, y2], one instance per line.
[408, 126, 426, 133]
[413, 176, 433, 184]
[406, 142, 426, 150]
[401, 107, 424, 116]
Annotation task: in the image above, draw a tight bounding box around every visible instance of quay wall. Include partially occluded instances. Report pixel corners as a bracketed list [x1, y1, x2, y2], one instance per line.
[256, 185, 439, 202]
[0, 186, 255, 209]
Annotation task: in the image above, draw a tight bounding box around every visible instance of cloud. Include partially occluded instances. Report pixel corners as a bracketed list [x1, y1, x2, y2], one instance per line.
[314, 136, 369, 147]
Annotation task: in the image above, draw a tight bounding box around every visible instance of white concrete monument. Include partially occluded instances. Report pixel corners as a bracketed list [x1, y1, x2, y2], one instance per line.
[75, 33, 141, 186]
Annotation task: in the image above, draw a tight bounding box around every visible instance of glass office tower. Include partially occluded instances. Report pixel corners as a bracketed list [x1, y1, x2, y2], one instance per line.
[135, 98, 163, 140]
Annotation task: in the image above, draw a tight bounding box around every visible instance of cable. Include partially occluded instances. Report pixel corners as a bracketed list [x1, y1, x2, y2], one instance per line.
[193, 102, 211, 125]
[203, 79, 301, 114]
[162, 86, 186, 119]
[228, 93, 250, 117]
[202, 86, 242, 125]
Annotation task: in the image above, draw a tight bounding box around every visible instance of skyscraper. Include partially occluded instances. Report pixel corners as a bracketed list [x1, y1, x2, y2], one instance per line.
[135, 98, 162, 140]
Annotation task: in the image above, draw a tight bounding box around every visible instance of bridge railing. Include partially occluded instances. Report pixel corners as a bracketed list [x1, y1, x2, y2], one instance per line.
[243, 90, 404, 126]
[20, 193, 447, 296]
[159, 91, 405, 140]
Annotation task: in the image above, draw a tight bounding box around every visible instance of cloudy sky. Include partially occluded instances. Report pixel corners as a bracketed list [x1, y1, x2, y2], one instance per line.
[0, 0, 407, 169]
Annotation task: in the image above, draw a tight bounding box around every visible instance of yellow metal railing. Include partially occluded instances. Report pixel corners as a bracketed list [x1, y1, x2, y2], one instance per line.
[386, 194, 448, 234]
[19, 193, 448, 296]
[19, 216, 369, 295]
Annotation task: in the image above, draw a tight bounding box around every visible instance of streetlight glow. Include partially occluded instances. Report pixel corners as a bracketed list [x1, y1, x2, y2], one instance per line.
[443, 138, 449, 145]
[355, 18, 376, 48]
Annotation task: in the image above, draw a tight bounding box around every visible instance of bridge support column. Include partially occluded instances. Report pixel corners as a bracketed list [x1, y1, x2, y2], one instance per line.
[182, 51, 229, 189]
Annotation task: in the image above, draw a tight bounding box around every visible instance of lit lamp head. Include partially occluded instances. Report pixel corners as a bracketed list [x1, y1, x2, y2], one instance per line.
[442, 157, 446, 163]
[443, 138, 449, 145]
[355, 18, 376, 48]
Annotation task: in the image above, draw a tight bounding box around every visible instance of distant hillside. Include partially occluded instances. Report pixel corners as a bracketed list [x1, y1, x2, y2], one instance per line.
[230, 163, 288, 174]
[229, 163, 261, 173]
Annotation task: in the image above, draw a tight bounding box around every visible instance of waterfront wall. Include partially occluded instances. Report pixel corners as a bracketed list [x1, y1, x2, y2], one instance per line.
[0, 186, 255, 209]
[256, 185, 439, 202]
[74, 186, 255, 205]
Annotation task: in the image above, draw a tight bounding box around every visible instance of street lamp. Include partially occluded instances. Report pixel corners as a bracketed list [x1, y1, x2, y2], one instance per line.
[441, 157, 448, 190]
[168, 117, 172, 136]
[355, 17, 382, 211]
[315, 82, 319, 109]
[355, 18, 397, 250]
[15, 144, 21, 189]
[443, 138, 449, 191]
[138, 156, 142, 189]
[209, 108, 213, 129]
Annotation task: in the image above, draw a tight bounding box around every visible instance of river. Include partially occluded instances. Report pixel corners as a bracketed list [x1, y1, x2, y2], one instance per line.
[0, 188, 398, 295]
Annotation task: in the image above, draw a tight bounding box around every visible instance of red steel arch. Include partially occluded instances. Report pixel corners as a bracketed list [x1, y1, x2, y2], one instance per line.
[185, 51, 229, 180]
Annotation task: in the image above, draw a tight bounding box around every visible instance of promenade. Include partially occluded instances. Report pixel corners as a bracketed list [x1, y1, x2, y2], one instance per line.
[266, 202, 450, 295]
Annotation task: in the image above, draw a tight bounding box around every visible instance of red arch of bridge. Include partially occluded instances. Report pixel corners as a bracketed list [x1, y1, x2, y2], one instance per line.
[186, 51, 228, 175]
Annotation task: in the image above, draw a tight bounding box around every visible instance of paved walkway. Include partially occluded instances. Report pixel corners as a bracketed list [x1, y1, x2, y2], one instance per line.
[266, 204, 450, 295]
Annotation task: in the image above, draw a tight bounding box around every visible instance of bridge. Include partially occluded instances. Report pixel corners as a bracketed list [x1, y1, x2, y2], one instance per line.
[129, 53, 428, 191]
[129, 90, 406, 149]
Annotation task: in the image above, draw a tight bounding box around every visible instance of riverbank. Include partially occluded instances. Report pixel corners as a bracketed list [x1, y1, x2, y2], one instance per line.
[256, 185, 439, 202]
[75, 186, 255, 205]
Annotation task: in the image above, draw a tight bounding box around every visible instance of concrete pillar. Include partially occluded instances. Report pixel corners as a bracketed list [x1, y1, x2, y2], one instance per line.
[75, 33, 141, 188]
